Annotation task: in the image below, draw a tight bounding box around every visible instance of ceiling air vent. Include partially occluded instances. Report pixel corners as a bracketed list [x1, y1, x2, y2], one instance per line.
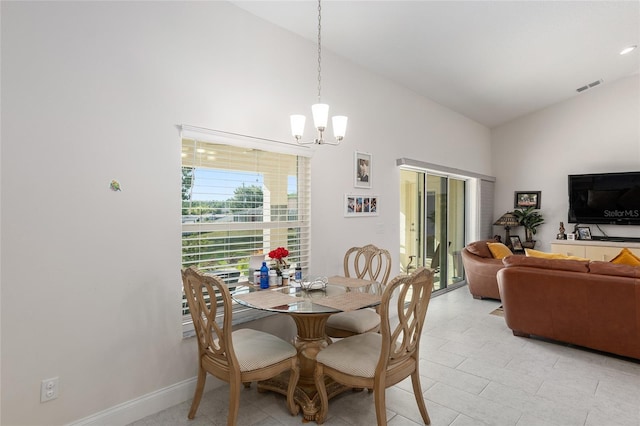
[576, 79, 603, 93]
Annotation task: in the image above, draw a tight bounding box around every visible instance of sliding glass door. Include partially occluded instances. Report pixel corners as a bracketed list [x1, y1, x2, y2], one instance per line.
[400, 169, 466, 291]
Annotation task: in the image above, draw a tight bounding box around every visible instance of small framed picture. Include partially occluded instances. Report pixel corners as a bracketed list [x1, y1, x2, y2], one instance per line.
[576, 226, 592, 240]
[344, 194, 378, 217]
[354, 151, 372, 189]
[514, 191, 541, 209]
[509, 235, 524, 252]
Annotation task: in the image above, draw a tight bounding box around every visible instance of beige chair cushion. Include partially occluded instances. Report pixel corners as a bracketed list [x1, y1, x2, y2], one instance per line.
[231, 328, 297, 372]
[316, 332, 381, 378]
[325, 309, 380, 334]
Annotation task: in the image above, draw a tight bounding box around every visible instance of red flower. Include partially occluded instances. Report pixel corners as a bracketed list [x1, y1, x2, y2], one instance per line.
[269, 247, 289, 261]
[269, 248, 290, 274]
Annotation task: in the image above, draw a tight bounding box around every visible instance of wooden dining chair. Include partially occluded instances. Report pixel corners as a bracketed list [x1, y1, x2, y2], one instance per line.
[314, 267, 434, 425]
[181, 267, 300, 425]
[325, 244, 392, 338]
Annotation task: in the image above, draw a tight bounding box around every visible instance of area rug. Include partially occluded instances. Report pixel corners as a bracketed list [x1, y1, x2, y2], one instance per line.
[490, 305, 504, 317]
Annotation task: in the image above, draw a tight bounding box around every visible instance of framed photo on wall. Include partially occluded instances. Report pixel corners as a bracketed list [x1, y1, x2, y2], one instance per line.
[344, 194, 378, 217]
[354, 151, 372, 188]
[514, 191, 541, 209]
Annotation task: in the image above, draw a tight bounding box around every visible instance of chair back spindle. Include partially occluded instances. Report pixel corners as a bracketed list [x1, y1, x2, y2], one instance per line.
[182, 268, 239, 371]
[344, 244, 392, 293]
[379, 268, 433, 368]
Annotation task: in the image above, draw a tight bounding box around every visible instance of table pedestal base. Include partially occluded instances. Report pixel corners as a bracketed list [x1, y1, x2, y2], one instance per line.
[258, 374, 348, 422]
[257, 312, 349, 422]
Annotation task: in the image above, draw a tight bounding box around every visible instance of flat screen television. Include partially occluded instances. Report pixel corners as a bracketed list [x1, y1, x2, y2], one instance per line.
[568, 172, 640, 225]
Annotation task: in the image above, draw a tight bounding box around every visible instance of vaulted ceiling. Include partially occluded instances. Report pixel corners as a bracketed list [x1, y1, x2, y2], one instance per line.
[233, 1, 640, 128]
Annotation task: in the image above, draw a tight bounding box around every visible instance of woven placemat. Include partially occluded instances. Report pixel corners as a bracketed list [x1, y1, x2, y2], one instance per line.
[311, 291, 381, 312]
[233, 289, 297, 310]
[327, 275, 375, 288]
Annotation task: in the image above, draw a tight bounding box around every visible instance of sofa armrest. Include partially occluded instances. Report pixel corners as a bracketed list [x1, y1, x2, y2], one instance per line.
[461, 248, 503, 300]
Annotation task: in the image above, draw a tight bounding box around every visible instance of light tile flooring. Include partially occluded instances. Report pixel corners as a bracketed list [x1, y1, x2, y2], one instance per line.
[129, 286, 640, 426]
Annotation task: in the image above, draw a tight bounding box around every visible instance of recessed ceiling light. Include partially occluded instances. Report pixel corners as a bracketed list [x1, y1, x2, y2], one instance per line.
[620, 45, 637, 55]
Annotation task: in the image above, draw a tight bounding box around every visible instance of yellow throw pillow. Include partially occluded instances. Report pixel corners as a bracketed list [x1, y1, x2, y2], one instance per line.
[487, 242, 513, 259]
[525, 248, 588, 261]
[610, 248, 640, 266]
[525, 248, 565, 259]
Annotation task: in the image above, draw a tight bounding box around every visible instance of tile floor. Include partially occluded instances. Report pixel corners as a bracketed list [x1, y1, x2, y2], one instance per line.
[129, 286, 640, 426]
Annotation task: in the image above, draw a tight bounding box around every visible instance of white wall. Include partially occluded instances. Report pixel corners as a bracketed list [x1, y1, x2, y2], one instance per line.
[491, 75, 640, 251]
[0, 2, 491, 425]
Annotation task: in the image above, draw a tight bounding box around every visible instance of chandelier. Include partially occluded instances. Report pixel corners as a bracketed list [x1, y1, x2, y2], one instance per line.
[290, 0, 347, 145]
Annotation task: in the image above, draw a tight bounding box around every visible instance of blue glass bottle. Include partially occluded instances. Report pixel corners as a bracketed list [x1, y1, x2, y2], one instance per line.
[260, 261, 269, 289]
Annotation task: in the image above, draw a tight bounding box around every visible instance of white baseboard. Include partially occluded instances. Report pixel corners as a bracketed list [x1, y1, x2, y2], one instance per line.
[67, 376, 223, 426]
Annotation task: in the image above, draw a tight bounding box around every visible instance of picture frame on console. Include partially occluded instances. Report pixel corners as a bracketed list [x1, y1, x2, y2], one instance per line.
[514, 191, 541, 209]
[509, 235, 524, 252]
[576, 226, 592, 240]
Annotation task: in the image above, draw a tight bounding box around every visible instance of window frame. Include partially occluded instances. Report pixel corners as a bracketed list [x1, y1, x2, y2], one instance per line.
[180, 126, 312, 337]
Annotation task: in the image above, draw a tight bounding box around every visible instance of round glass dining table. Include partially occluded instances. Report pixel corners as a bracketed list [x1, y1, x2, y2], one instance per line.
[232, 278, 381, 422]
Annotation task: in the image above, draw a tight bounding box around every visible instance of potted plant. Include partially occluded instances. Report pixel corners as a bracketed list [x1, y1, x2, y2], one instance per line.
[513, 206, 544, 247]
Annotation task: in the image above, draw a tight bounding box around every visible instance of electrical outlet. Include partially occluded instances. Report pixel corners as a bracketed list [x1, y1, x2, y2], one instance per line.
[40, 377, 59, 402]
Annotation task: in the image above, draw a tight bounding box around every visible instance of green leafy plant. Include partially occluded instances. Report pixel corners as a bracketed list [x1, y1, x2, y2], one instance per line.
[513, 206, 544, 242]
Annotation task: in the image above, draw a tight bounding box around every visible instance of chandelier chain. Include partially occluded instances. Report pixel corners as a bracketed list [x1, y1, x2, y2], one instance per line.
[290, 0, 346, 145]
[317, 0, 322, 102]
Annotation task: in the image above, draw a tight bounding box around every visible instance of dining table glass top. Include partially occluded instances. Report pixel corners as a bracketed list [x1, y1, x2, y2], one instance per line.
[231, 276, 382, 314]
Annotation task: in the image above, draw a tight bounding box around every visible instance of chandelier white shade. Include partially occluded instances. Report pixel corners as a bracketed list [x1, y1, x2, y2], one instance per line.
[332, 115, 348, 139]
[290, 0, 347, 145]
[290, 115, 306, 139]
[312, 103, 329, 129]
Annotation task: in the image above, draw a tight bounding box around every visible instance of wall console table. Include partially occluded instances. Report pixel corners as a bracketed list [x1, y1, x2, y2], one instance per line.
[550, 239, 640, 262]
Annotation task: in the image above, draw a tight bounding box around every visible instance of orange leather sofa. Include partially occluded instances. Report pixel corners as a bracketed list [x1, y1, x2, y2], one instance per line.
[461, 239, 503, 300]
[497, 255, 640, 360]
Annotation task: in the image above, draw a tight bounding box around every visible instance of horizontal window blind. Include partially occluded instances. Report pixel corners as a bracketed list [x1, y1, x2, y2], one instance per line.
[180, 132, 311, 336]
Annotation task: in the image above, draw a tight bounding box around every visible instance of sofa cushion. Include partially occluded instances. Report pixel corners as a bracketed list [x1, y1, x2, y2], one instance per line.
[610, 247, 640, 266]
[524, 248, 589, 261]
[502, 255, 589, 273]
[589, 261, 640, 278]
[487, 242, 513, 259]
[465, 240, 496, 259]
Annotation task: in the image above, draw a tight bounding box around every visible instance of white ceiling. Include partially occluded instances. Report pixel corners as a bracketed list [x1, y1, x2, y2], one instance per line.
[232, 1, 640, 128]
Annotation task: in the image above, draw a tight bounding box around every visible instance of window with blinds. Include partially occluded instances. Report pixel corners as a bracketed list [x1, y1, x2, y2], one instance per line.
[180, 128, 311, 336]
